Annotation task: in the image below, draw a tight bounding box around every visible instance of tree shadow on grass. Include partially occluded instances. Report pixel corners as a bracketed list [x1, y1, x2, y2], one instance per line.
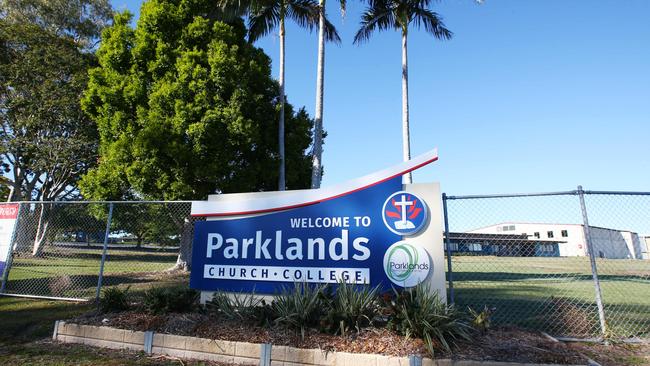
[10, 251, 178, 265]
[4, 274, 162, 300]
[452, 286, 650, 339]
[451, 271, 650, 283]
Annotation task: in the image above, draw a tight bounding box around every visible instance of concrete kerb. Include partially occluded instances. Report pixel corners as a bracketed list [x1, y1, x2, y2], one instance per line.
[53, 322, 587, 366]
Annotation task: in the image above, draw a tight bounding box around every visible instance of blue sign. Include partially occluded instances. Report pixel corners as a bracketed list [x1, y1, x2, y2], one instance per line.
[190, 177, 408, 294]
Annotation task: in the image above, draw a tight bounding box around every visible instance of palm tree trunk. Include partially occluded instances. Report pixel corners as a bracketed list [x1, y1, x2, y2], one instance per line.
[401, 30, 412, 184]
[278, 17, 287, 191]
[311, 0, 326, 189]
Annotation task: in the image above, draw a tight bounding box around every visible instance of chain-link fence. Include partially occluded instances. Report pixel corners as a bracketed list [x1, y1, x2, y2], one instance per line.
[0, 201, 196, 301]
[443, 188, 650, 340]
[1, 192, 648, 341]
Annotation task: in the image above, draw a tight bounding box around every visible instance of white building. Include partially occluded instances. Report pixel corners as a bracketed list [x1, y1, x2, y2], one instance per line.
[468, 222, 645, 259]
[642, 236, 650, 259]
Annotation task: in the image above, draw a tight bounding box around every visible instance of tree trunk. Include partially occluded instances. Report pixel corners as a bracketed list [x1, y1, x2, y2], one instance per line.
[8, 180, 21, 202]
[401, 30, 412, 184]
[311, 0, 326, 189]
[32, 204, 50, 257]
[170, 218, 193, 271]
[13, 207, 34, 253]
[278, 17, 286, 191]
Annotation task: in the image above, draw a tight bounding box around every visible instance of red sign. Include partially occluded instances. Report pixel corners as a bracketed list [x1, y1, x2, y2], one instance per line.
[0, 204, 19, 220]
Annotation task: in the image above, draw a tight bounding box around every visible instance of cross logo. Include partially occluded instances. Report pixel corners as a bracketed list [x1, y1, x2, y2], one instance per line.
[382, 191, 428, 236]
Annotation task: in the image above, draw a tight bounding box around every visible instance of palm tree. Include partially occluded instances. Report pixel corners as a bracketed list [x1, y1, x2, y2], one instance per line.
[311, 0, 345, 189]
[245, 0, 340, 190]
[354, 0, 451, 184]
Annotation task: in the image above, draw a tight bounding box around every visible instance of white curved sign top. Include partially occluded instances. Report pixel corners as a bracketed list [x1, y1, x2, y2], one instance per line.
[191, 148, 438, 217]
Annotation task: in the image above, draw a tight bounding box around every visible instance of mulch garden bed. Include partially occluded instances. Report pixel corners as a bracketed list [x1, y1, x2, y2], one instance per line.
[67, 310, 646, 365]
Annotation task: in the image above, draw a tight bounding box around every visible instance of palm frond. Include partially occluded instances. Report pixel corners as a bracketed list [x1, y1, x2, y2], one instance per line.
[353, 1, 397, 44]
[248, 1, 282, 42]
[339, 0, 347, 17]
[286, 0, 320, 31]
[411, 7, 452, 40]
[322, 14, 341, 43]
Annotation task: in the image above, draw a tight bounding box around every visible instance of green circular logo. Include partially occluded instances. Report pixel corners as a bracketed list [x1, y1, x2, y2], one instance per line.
[383, 241, 431, 287]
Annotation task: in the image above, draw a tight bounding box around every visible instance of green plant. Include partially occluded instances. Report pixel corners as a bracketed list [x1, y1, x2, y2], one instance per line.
[99, 286, 130, 313]
[143, 286, 199, 315]
[273, 282, 327, 339]
[386, 283, 472, 356]
[468, 305, 494, 333]
[206, 290, 274, 326]
[321, 281, 381, 335]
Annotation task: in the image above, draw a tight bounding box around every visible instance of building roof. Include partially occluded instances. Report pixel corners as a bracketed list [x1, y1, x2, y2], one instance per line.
[467, 222, 637, 234]
[446, 232, 566, 245]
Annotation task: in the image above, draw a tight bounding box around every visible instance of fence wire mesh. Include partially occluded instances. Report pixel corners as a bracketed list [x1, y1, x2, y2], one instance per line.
[0, 201, 196, 301]
[1, 192, 648, 341]
[444, 190, 650, 339]
[582, 192, 650, 338]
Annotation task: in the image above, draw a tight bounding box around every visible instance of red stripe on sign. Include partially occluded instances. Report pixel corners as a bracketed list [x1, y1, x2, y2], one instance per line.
[0, 203, 19, 219]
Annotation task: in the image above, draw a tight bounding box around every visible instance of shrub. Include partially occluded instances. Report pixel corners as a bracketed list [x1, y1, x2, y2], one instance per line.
[99, 286, 130, 313]
[385, 283, 472, 356]
[468, 305, 494, 333]
[143, 286, 199, 314]
[321, 281, 381, 335]
[273, 282, 327, 339]
[206, 290, 274, 326]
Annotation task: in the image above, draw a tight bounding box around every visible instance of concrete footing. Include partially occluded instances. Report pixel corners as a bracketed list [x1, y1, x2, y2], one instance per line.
[53, 321, 584, 366]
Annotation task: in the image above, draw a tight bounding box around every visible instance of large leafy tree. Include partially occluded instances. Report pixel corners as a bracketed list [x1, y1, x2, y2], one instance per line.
[0, 22, 98, 203]
[0, 0, 112, 49]
[80, 1, 316, 270]
[1, 0, 111, 202]
[1, 0, 111, 256]
[354, 0, 451, 183]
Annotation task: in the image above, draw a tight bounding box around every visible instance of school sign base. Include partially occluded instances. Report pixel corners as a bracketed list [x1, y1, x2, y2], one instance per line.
[190, 149, 446, 301]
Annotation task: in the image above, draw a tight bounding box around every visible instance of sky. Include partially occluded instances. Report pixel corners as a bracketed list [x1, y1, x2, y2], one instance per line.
[110, 0, 650, 197]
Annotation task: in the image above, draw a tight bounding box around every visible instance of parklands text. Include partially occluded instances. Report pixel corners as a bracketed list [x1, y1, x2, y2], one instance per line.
[206, 216, 374, 262]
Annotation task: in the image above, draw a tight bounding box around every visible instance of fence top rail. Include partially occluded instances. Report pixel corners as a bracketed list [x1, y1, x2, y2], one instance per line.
[5, 190, 650, 205]
[3, 200, 196, 204]
[445, 188, 650, 200]
[583, 190, 650, 196]
[444, 190, 578, 200]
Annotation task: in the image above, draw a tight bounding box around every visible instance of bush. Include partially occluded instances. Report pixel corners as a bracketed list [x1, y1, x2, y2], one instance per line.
[321, 281, 381, 335]
[468, 305, 494, 333]
[99, 286, 130, 313]
[143, 286, 199, 315]
[206, 291, 274, 326]
[273, 282, 327, 339]
[385, 283, 472, 356]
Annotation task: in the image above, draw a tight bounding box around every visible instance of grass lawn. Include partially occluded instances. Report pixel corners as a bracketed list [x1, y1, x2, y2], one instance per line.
[0, 297, 92, 344]
[3, 245, 649, 338]
[5, 246, 178, 299]
[0, 289, 647, 366]
[0, 288, 221, 365]
[449, 256, 650, 338]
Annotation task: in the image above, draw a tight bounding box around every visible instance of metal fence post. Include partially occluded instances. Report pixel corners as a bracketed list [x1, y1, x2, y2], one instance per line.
[577, 185, 607, 338]
[442, 193, 455, 304]
[95, 203, 114, 301]
[1, 203, 22, 294]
